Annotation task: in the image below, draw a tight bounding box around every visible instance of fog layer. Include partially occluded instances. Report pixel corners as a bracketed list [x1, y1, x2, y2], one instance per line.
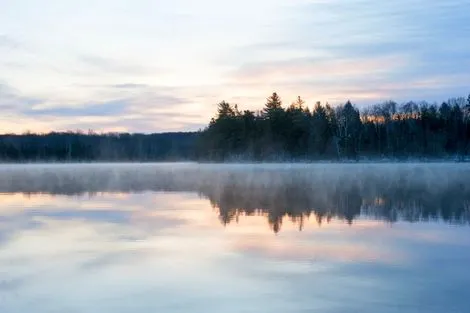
[1, 163, 469, 228]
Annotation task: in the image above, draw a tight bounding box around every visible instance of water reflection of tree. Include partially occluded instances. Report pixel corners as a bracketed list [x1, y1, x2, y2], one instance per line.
[2, 165, 470, 232]
[201, 178, 470, 233]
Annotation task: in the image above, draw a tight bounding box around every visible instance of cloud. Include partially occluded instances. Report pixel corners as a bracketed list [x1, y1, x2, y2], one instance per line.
[220, 0, 470, 104]
[1, 0, 470, 133]
[229, 54, 410, 84]
[78, 55, 161, 76]
[25, 99, 130, 117]
[0, 83, 43, 111]
[111, 83, 149, 89]
[0, 80, 208, 133]
[130, 90, 190, 108]
[0, 35, 21, 49]
[61, 114, 206, 133]
[224, 49, 469, 105]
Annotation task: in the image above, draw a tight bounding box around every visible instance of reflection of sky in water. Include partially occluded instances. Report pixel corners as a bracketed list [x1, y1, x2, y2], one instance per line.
[0, 192, 470, 313]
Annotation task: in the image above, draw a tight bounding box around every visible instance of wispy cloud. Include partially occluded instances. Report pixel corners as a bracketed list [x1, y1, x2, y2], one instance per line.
[0, 83, 42, 111]
[111, 83, 149, 89]
[78, 55, 163, 76]
[0, 35, 21, 49]
[229, 54, 410, 85]
[0, 0, 469, 132]
[24, 99, 130, 117]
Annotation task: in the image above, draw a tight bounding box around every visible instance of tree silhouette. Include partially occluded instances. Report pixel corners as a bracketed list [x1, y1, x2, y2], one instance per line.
[290, 96, 305, 110]
[2, 92, 470, 162]
[263, 92, 283, 116]
[197, 92, 470, 161]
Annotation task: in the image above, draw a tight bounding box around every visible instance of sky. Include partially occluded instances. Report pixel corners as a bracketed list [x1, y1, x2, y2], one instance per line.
[1, 0, 470, 133]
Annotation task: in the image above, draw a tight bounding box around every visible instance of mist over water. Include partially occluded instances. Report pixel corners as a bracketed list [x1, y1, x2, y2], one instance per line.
[1, 163, 470, 313]
[1, 163, 469, 229]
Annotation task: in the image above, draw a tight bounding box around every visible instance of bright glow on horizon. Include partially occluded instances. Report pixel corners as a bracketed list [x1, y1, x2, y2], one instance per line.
[1, 0, 469, 133]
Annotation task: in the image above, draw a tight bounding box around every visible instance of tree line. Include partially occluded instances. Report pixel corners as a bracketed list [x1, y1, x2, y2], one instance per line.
[0, 132, 197, 162]
[1, 92, 470, 162]
[197, 93, 470, 161]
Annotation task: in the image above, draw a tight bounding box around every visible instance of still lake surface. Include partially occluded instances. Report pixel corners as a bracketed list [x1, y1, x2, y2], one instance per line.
[0, 163, 470, 313]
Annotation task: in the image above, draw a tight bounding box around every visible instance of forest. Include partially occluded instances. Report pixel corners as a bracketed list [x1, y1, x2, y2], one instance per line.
[0, 132, 197, 161]
[197, 93, 470, 161]
[1, 92, 470, 162]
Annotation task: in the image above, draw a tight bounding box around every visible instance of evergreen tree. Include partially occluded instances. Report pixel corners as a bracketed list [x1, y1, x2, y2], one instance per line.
[286, 98, 309, 157]
[336, 101, 362, 159]
[263, 92, 283, 116]
[311, 102, 331, 156]
[290, 96, 305, 110]
[217, 101, 235, 119]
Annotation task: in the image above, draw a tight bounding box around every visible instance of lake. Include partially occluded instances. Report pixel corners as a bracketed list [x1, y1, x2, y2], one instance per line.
[0, 163, 469, 313]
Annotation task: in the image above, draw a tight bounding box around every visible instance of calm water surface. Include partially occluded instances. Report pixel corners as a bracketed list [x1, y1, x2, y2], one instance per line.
[0, 163, 469, 313]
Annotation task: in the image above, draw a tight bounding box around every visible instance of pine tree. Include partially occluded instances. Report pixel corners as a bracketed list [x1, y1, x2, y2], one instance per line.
[337, 101, 362, 158]
[263, 92, 283, 115]
[217, 101, 235, 119]
[290, 96, 305, 110]
[311, 102, 330, 155]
